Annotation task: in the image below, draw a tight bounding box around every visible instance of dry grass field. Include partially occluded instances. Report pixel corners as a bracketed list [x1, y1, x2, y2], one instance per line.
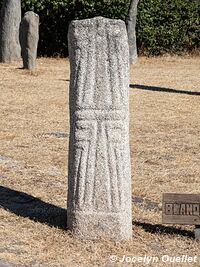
[0, 56, 200, 267]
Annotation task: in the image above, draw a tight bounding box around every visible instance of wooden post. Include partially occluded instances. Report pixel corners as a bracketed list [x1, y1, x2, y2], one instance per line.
[194, 225, 200, 240]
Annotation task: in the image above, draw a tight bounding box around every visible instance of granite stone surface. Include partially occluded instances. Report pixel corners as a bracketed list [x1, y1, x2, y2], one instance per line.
[0, 0, 21, 63]
[19, 11, 39, 70]
[67, 17, 132, 240]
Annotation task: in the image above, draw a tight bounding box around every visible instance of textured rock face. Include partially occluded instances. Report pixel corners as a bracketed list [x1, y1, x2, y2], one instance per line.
[126, 0, 139, 64]
[0, 0, 21, 63]
[19, 11, 39, 70]
[67, 17, 132, 241]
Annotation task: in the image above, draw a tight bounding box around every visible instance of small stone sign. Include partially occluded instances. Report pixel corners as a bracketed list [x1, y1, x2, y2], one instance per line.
[162, 193, 200, 225]
[162, 193, 200, 240]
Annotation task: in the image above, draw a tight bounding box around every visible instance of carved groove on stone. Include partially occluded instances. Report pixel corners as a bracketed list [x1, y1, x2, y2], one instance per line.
[67, 17, 132, 240]
[71, 115, 126, 210]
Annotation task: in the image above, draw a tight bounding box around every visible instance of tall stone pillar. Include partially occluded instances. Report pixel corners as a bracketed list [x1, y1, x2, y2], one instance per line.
[67, 17, 132, 241]
[126, 0, 139, 64]
[19, 11, 39, 70]
[0, 0, 21, 63]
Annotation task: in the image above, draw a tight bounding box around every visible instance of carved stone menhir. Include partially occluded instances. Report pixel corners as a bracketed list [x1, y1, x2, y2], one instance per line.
[126, 0, 139, 64]
[19, 11, 39, 70]
[67, 17, 132, 241]
[0, 0, 21, 63]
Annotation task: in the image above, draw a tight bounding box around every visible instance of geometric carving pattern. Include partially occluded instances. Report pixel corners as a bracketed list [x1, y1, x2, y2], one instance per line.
[67, 17, 132, 240]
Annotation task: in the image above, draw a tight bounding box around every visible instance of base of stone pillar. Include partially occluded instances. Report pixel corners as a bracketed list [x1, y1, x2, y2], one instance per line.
[67, 210, 132, 241]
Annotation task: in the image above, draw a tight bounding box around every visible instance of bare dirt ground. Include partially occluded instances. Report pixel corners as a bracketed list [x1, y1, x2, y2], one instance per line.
[0, 56, 200, 267]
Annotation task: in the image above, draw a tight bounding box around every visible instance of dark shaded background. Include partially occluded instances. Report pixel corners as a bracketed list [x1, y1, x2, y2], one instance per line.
[0, 0, 199, 56]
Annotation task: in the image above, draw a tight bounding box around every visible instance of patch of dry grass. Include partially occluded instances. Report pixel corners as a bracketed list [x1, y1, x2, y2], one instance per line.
[0, 56, 200, 267]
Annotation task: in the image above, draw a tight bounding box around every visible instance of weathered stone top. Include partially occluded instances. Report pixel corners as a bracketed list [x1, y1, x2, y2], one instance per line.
[69, 16, 127, 39]
[70, 16, 125, 26]
[22, 11, 39, 24]
[24, 11, 39, 18]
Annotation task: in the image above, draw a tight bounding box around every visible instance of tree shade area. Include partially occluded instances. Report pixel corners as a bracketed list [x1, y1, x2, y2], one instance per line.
[0, 0, 199, 56]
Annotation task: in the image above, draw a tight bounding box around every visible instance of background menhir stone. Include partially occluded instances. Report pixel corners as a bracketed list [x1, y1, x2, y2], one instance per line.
[67, 16, 132, 241]
[126, 0, 139, 64]
[19, 11, 39, 70]
[0, 0, 21, 63]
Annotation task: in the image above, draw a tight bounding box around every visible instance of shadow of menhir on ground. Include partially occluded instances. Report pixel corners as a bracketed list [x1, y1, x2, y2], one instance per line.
[133, 221, 194, 239]
[0, 186, 195, 238]
[0, 186, 67, 230]
[130, 84, 200, 96]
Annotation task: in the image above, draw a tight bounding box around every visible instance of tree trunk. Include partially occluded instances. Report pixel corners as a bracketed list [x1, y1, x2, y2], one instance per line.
[0, 0, 21, 63]
[126, 0, 139, 64]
